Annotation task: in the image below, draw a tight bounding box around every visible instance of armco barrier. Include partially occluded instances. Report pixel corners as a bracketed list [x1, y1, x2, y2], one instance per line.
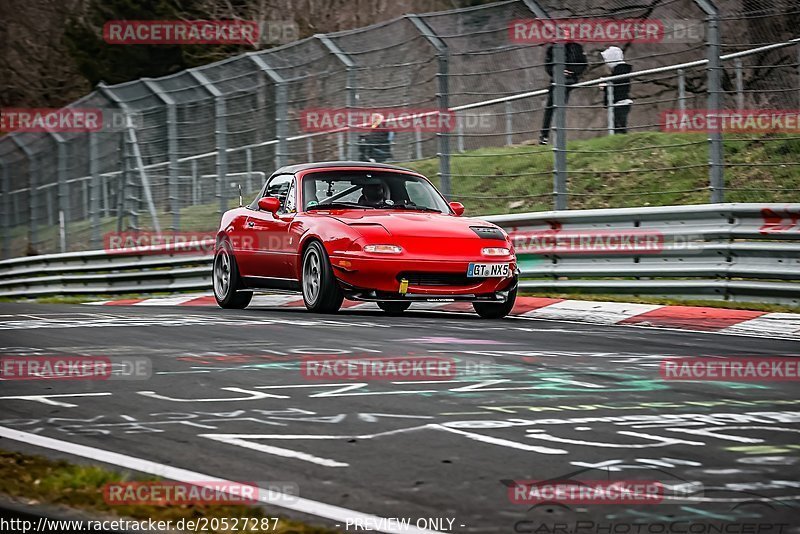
[0, 204, 798, 304]
[0, 240, 214, 297]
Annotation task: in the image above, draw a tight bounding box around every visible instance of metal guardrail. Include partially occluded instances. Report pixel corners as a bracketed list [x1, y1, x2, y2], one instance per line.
[495, 203, 800, 305]
[0, 241, 213, 297]
[0, 203, 798, 304]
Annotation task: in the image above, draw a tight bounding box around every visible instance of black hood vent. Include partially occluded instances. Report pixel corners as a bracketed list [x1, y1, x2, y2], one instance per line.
[470, 226, 505, 240]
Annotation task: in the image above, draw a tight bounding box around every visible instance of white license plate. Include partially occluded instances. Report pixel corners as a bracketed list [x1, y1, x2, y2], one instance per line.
[467, 263, 510, 278]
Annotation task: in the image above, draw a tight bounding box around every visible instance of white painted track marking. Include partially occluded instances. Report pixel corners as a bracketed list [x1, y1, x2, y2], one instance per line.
[133, 296, 208, 306]
[720, 312, 800, 337]
[521, 300, 661, 324]
[0, 426, 444, 534]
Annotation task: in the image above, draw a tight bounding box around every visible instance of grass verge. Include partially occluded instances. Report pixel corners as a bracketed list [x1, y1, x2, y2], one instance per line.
[0, 449, 339, 533]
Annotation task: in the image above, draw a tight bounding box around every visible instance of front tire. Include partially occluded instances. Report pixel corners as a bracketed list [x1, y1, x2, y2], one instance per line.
[377, 301, 411, 314]
[213, 242, 252, 309]
[302, 241, 344, 313]
[473, 280, 517, 319]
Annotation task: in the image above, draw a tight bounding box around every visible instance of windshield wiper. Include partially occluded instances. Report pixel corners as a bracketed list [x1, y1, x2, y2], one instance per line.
[308, 201, 373, 210]
[386, 203, 443, 213]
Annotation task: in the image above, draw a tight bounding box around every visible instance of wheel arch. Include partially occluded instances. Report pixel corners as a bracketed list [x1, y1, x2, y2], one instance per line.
[296, 234, 325, 280]
[216, 230, 230, 248]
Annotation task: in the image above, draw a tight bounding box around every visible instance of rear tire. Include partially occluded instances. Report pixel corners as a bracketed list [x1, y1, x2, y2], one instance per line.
[213, 241, 253, 309]
[302, 241, 344, 313]
[473, 280, 517, 319]
[377, 301, 411, 314]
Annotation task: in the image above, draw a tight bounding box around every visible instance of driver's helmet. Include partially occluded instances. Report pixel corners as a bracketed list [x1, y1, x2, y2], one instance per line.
[362, 182, 385, 205]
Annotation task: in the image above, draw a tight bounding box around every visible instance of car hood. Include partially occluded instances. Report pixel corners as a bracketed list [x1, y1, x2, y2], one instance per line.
[325, 210, 503, 239]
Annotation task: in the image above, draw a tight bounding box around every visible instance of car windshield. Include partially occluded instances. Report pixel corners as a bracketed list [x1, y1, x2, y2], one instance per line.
[301, 170, 451, 213]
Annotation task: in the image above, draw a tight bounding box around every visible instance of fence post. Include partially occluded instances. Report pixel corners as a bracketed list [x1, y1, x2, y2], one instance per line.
[245, 148, 254, 194]
[215, 97, 228, 215]
[103, 172, 110, 217]
[0, 159, 10, 259]
[346, 68, 358, 161]
[505, 101, 513, 145]
[187, 70, 228, 216]
[88, 132, 101, 248]
[797, 43, 800, 107]
[315, 36, 357, 161]
[694, 0, 724, 203]
[678, 69, 687, 112]
[519, 0, 563, 208]
[98, 84, 161, 233]
[734, 58, 744, 109]
[407, 14, 451, 197]
[124, 125, 142, 232]
[553, 41, 568, 210]
[457, 112, 465, 153]
[143, 80, 180, 231]
[191, 160, 199, 205]
[115, 137, 126, 231]
[11, 136, 39, 254]
[249, 54, 288, 169]
[50, 133, 69, 252]
[606, 85, 615, 135]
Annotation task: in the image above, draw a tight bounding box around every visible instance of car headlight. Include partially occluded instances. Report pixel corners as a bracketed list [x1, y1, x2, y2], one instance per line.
[364, 244, 403, 254]
[482, 247, 511, 256]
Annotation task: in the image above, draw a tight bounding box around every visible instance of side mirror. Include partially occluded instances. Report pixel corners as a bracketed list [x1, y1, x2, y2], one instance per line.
[258, 196, 281, 214]
[449, 201, 465, 216]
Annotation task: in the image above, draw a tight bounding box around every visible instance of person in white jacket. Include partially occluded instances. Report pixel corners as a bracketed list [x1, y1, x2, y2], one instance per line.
[599, 46, 633, 134]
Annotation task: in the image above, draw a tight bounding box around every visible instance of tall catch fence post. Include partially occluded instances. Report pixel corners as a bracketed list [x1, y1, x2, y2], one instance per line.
[407, 14, 451, 197]
[606, 85, 615, 135]
[98, 84, 161, 233]
[0, 160, 10, 259]
[553, 41, 567, 210]
[50, 132, 69, 252]
[114, 135, 127, 232]
[678, 69, 687, 112]
[315, 35, 357, 161]
[248, 54, 288, 169]
[122, 122, 139, 231]
[695, 0, 724, 203]
[11, 136, 38, 254]
[520, 0, 560, 209]
[733, 58, 744, 109]
[142, 80, 180, 231]
[88, 131, 101, 248]
[505, 102, 513, 146]
[187, 70, 228, 216]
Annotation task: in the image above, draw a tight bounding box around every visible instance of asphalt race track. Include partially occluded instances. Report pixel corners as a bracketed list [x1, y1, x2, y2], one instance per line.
[1, 301, 799, 534]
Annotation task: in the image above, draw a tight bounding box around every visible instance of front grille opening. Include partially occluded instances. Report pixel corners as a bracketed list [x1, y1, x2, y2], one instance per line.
[397, 271, 472, 286]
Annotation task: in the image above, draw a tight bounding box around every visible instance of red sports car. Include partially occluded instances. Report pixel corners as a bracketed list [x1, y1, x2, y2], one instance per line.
[212, 162, 518, 318]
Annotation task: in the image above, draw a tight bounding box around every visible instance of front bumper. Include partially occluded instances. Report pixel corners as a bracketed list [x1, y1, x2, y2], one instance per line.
[330, 254, 518, 302]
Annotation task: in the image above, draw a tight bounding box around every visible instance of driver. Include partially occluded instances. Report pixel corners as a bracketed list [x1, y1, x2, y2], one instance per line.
[359, 182, 387, 207]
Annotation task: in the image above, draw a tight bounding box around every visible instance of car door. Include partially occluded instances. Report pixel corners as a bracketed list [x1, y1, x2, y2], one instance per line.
[238, 174, 296, 279]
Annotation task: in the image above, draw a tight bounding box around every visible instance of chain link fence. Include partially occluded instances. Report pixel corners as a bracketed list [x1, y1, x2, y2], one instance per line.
[1, 0, 798, 258]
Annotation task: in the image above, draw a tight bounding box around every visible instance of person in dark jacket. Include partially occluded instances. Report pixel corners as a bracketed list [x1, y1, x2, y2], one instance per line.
[599, 46, 633, 134]
[358, 113, 393, 163]
[539, 41, 588, 145]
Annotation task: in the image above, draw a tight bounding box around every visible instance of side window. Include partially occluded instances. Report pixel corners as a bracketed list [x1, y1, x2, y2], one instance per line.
[283, 180, 296, 213]
[262, 174, 293, 211]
